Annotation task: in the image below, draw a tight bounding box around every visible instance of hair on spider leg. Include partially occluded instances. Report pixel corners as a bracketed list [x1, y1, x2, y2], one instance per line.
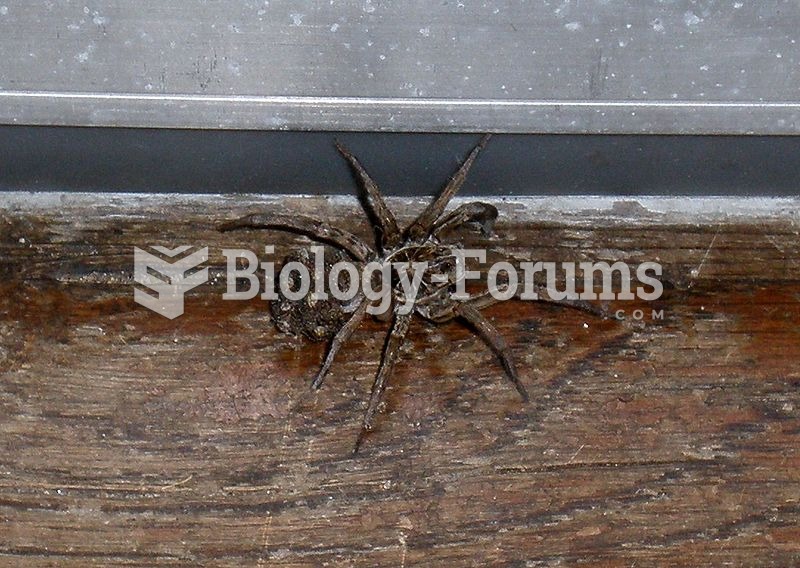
[218, 134, 609, 455]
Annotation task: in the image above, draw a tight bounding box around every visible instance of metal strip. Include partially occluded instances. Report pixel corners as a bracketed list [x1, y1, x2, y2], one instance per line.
[2, 91, 799, 134]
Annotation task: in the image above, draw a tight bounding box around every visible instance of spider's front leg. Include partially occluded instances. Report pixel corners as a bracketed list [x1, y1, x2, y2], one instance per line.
[456, 286, 610, 320]
[533, 290, 611, 319]
[406, 134, 491, 240]
[431, 201, 499, 239]
[455, 302, 530, 402]
[334, 140, 402, 250]
[354, 307, 413, 454]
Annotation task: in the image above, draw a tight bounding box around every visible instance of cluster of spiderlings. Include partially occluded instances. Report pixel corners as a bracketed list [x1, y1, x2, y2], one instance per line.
[270, 246, 363, 341]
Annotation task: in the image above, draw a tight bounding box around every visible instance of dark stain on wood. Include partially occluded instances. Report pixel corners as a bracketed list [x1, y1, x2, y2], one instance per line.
[0, 197, 798, 566]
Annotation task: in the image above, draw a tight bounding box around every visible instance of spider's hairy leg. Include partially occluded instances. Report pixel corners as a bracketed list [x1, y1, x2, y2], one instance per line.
[353, 309, 413, 454]
[218, 213, 372, 262]
[406, 133, 492, 240]
[431, 201, 499, 239]
[455, 303, 530, 403]
[529, 285, 610, 319]
[311, 295, 369, 390]
[450, 276, 609, 320]
[334, 140, 402, 249]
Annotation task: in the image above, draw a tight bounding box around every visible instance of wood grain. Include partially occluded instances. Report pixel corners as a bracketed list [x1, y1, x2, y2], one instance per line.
[0, 196, 798, 567]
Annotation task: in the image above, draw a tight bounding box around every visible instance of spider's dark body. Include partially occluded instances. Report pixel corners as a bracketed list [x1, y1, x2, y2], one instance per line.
[220, 135, 538, 452]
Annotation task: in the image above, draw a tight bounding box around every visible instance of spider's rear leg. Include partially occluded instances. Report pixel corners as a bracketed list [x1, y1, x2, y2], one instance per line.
[311, 295, 369, 390]
[455, 303, 530, 403]
[353, 308, 413, 454]
[218, 213, 373, 262]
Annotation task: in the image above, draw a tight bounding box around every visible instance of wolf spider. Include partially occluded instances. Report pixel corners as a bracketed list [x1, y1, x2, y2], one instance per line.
[220, 135, 600, 453]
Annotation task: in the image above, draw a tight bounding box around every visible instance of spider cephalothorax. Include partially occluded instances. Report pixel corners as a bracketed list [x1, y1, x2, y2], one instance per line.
[220, 135, 556, 452]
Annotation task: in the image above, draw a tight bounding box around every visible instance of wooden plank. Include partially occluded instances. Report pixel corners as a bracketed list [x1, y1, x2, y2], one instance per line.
[0, 196, 798, 567]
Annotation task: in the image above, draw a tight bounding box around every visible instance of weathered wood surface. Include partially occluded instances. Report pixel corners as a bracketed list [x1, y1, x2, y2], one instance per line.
[0, 195, 798, 567]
